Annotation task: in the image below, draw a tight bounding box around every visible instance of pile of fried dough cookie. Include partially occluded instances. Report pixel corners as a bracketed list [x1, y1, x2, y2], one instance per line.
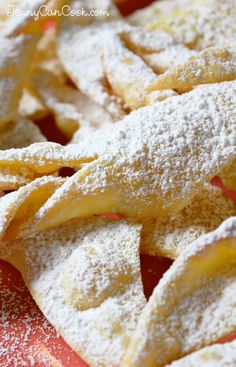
[0, 0, 236, 366]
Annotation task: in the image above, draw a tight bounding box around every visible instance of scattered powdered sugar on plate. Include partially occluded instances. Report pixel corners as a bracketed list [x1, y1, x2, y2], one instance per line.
[0, 261, 60, 367]
[0, 259, 87, 367]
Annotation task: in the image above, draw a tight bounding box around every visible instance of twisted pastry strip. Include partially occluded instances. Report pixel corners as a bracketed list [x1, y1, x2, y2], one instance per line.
[118, 26, 197, 76]
[166, 340, 236, 367]
[148, 5, 200, 47]
[127, 0, 180, 28]
[148, 47, 236, 92]
[32, 68, 113, 138]
[0, 34, 37, 126]
[0, 117, 46, 189]
[102, 30, 176, 110]
[121, 216, 236, 367]
[20, 27, 66, 120]
[0, 141, 96, 190]
[141, 184, 236, 259]
[148, 0, 236, 50]
[0, 216, 145, 367]
[55, 1, 123, 125]
[57, 14, 177, 116]
[0, 81, 235, 224]
[0, 142, 97, 170]
[140, 45, 197, 75]
[0, 176, 64, 241]
[0, 117, 46, 150]
[31, 81, 236, 230]
[120, 27, 175, 55]
[57, 19, 126, 120]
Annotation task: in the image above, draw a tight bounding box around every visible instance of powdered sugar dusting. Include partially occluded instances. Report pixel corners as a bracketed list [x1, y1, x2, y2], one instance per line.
[142, 45, 197, 74]
[121, 26, 175, 54]
[32, 68, 113, 138]
[0, 142, 97, 171]
[102, 30, 175, 109]
[0, 260, 80, 367]
[0, 176, 64, 240]
[35, 81, 236, 229]
[141, 184, 236, 258]
[0, 34, 36, 125]
[147, 0, 236, 50]
[122, 216, 236, 367]
[1, 218, 146, 367]
[0, 117, 46, 150]
[0, 264, 53, 367]
[150, 47, 236, 91]
[57, 20, 126, 120]
[166, 340, 236, 366]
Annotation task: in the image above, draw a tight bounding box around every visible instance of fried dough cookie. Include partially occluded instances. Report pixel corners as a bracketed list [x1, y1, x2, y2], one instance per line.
[0, 176, 64, 240]
[57, 7, 126, 121]
[0, 81, 235, 220]
[32, 68, 113, 138]
[166, 340, 236, 367]
[141, 184, 236, 258]
[0, 34, 37, 126]
[121, 216, 236, 367]
[148, 47, 236, 91]
[0, 218, 146, 367]
[27, 81, 236, 230]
